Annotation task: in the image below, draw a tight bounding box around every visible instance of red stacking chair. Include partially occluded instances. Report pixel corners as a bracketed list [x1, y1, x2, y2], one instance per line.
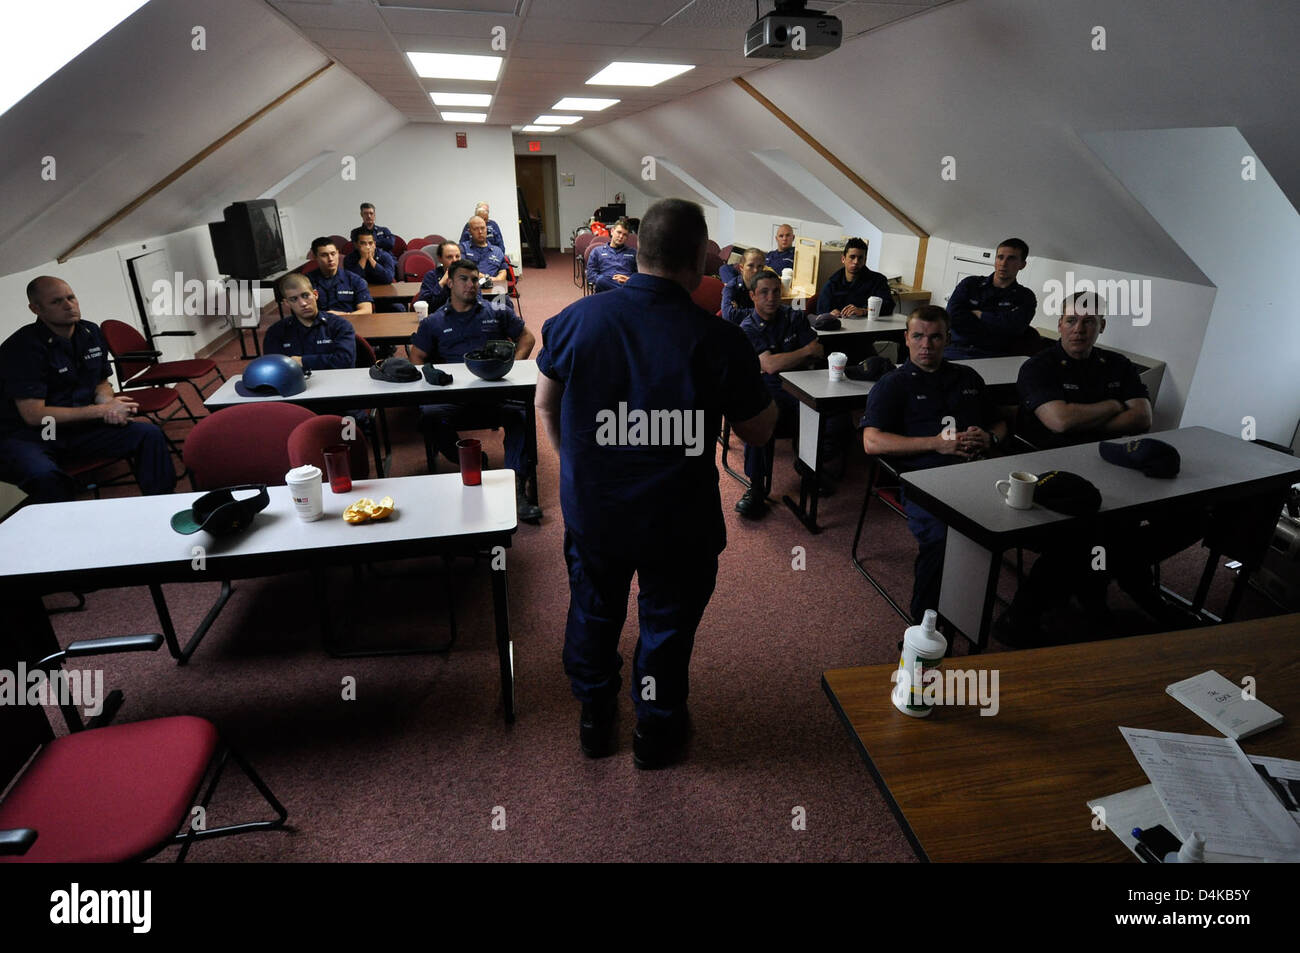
[149, 402, 316, 663]
[582, 235, 610, 295]
[704, 252, 725, 277]
[623, 233, 638, 251]
[504, 260, 524, 317]
[691, 276, 724, 314]
[0, 634, 286, 863]
[573, 232, 595, 287]
[329, 234, 348, 251]
[706, 239, 721, 256]
[398, 251, 436, 281]
[425, 234, 446, 245]
[405, 237, 429, 252]
[391, 235, 407, 257]
[287, 414, 370, 481]
[347, 334, 386, 476]
[342, 241, 355, 256]
[100, 320, 226, 406]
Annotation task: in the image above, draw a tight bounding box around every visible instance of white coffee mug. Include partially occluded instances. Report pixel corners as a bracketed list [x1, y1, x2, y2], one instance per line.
[286, 464, 324, 521]
[828, 352, 848, 382]
[995, 471, 1037, 509]
[413, 300, 429, 318]
[867, 295, 884, 320]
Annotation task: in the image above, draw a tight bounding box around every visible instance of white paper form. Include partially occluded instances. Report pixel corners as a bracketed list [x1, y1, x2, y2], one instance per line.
[1248, 755, 1300, 828]
[1119, 727, 1300, 861]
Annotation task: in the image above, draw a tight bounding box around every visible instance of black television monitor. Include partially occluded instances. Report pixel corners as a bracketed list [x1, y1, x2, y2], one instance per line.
[209, 200, 286, 278]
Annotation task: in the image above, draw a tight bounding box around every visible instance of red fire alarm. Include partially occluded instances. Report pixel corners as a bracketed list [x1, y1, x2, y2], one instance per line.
[528, 140, 541, 152]
[455, 132, 467, 148]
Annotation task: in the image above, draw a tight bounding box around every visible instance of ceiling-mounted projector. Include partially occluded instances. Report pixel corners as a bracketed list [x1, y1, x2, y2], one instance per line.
[744, 0, 842, 59]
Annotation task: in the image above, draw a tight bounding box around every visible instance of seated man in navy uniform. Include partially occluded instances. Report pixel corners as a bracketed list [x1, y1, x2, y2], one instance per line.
[815, 237, 894, 317]
[945, 238, 1040, 359]
[0, 277, 176, 504]
[585, 218, 638, 293]
[459, 216, 508, 283]
[999, 291, 1200, 643]
[458, 202, 504, 251]
[765, 223, 795, 274]
[415, 241, 462, 312]
[344, 228, 405, 313]
[735, 270, 825, 519]
[264, 273, 357, 370]
[409, 259, 541, 523]
[535, 197, 776, 768]
[721, 248, 765, 324]
[861, 305, 1006, 621]
[308, 237, 373, 318]
[349, 202, 395, 254]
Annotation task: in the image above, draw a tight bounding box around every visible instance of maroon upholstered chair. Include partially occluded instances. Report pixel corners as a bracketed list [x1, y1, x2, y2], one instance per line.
[398, 251, 436, 281]
[0, 635, 286, 862]
[690, 275, 725, 314]
[184, 403, 314, 491]
[405, 237, 429, 252]
[288, 414, 370, 481]
[100, 320, 226, 405]
[390, 235, 407, 257]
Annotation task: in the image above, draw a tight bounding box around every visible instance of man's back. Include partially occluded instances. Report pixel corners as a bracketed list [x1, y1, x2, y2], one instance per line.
[539, 274, 767, 556]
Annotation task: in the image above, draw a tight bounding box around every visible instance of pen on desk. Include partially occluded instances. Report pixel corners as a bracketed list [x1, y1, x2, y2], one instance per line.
[1130, 829, 1162, 863]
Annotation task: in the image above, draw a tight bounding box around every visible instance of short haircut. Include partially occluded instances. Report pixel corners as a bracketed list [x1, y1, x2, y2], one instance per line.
[474, 202, 489, 214]
[447, 258, 479, 281]
[311, 236, 337, 255]
[997, 237, 1029, 260]
[907, 305, 951, 331]
[749, 268, 782, 292]
[354, 227, 375, 240]
[436, 241, 460, 260]
[776, 223, 793, 233]
[1064, 289, 1105, 317]
[742, 247, 765, 264]
[360, 202, 375, 212]
[278, 272, 313, 297]
[26, 276, 55, 303]
[637, 198, 707, 275]
[613, 217, 631, 232]
[843, 237, 868, 256]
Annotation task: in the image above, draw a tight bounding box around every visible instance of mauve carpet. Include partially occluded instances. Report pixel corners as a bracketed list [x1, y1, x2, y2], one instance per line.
[31, 251, 1282, 862]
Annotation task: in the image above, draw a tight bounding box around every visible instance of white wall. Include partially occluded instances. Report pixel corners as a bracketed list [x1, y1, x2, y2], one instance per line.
[0, 223, 247, 362]
[1085, 126, 1300, 444]
[512, 135, 652, 250]
[290, 124, 521, 265]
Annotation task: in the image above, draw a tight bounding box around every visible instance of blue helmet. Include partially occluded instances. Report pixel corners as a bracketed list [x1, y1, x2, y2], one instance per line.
[235, 354, 311, 397]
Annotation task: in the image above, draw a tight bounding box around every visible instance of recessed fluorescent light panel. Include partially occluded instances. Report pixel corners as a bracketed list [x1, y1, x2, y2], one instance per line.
[440, 112, 487, 123]
[585, 62, 693, 87]
[430, 92, 492, 107]
[1, 0, 151, 117]
[521, 125, 560, 133]
[534, 115, 581, 126]
[407, 52, 502, 81]
[552, 97, 619, 111]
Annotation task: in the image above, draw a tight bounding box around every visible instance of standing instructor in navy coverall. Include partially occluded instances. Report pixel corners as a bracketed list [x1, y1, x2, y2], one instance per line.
[535, 198, 777, 769]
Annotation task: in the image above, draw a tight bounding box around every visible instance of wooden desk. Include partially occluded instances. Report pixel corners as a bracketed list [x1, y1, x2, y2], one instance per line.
[822, 614, 1300, 862]
[350, 312, 420, 347]
[367, 281, 423, 302]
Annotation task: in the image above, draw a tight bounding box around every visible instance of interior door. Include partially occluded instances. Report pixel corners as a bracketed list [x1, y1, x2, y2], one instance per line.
[514, 156, 548, 248]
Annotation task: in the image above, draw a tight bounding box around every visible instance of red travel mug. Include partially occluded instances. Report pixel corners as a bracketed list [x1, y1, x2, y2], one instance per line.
[457, 437, 482, 486]
[323, 445, 352, 493]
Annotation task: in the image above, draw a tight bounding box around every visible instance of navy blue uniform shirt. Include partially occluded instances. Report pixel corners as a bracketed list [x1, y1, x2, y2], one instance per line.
[861, 360, 997, 470]
[537, 273, 770, 558]
[262, 312, 357, 371]
[1017, 342, 1148, 449]
[344, 248, 396, 285]
[585, 242, 638, 284]
[815, 267, 895, 315]
[459, 219, 505, 250]
[946, 273, 1038, 357]
[412, 298, 523, 363]
[739, 306, 817, 392]
[720, 274, 754, 324]
[415, 266, 451, 311]
[765, 248, 794, 273]
[350, 224, 395, 253]
[311, 269, 373, 314]
[0, 319, 112, 435]
[459, 241, 507, 278]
